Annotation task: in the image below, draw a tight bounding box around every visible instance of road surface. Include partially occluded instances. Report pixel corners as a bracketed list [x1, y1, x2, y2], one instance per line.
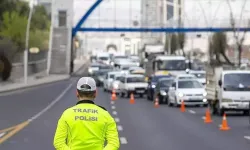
[0, 69, 249, 149]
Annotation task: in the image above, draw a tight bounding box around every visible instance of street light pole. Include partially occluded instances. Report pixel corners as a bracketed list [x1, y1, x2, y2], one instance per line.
[24, 0, 34, 84]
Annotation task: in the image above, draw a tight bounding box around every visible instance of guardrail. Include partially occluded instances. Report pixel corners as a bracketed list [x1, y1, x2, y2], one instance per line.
[11, 59, 47, 79]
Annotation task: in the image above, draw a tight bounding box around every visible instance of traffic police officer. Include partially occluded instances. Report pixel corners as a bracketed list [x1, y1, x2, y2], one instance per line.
[53, 77, 120, 150]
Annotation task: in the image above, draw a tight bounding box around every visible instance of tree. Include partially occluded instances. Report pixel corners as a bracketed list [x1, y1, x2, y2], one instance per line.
[177, 33, 186, 56]
[227, 0, 249, 66]
[0, 11, 27, 52]
[31, 5, 50, 30]
[29, 30, 49, 50]
[210, 32, 233, 65]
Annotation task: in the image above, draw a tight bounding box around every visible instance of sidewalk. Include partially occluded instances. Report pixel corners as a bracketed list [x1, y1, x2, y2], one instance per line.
[0, 59, 89, 93]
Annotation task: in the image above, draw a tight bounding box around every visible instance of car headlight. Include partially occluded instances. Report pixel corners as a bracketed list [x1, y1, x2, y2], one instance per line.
[203, 92, 207, 96]
[136, 62, 140, 66]
[178, 92, 184, 97]
[160, 90, 167, 96]
[151, 85, 156, 88]
[88, 68, 92, 73]
[111, 62, 114, 65]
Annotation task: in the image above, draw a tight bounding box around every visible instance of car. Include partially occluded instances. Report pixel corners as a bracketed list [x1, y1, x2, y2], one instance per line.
[128, 66, 144, 73]
[119, 74, 148, 98]
[130, 69, 145, 75]
[93, 68, 113, 87]
[110, 74, 123, 93]
[103, 71, 123, 92]
[168, 79, 207, 107]
[129, 55, 140, 66]
[111, 55, 128, 66]
[154, 77, 174, 104]
[146, 74, 172, 101]
[189, 70, 206, 85]
[88, 62, 103, 75]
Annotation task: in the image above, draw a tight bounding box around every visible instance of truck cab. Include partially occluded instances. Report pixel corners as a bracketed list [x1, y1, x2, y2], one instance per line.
[152, 55, 188, 76]
[206, 66, 250, 116]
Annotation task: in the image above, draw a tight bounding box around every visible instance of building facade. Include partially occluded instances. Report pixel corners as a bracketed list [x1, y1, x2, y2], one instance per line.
[141, 0, 183, 47]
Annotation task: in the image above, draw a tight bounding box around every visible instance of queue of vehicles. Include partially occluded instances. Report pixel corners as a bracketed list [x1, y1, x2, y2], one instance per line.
[89, 51, 250, 120]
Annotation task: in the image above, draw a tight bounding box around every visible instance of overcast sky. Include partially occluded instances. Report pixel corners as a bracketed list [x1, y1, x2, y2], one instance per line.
[184, 0, 250, 27]
[73, 0, 141, 28]
[73, 0, 250, 28]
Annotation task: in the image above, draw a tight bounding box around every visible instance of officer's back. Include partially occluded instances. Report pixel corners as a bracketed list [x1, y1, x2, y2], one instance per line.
[53, 77, 120, 150]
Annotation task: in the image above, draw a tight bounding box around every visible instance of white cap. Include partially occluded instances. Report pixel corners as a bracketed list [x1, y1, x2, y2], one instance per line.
[77, 77, 96, 91]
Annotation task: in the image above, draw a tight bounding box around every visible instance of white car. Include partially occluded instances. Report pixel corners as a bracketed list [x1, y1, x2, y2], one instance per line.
[103, 71, 122, 92]
[128, 66, 144, 73]
[119, 74, 148, 98]
[129, 55, 140, 66]
[111, 74, 123, 93]
[168, 79, 207, 107]
[189, 70, 206, 85]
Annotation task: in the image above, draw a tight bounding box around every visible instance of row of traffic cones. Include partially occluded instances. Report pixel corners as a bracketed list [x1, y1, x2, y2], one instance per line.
[112, 90, 230, 131]
[180, 100, 230, 131]
[110, 89, 135, 104]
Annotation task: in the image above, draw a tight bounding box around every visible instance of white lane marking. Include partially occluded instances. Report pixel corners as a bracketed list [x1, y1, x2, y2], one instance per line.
[244, 136, 250, 140]
[111, 101, 115, 104]
[120, 137, 128, 144]
[188, 110, 196, 114]
[0, 132, 5, 138]
[117, 125, 123, 131]
[111, 106, 116, 109]
[202, 116, 206, 120]
[115, 118, 120, 122]
[28, 83, 74, 122]
[112, 111, 117, 115]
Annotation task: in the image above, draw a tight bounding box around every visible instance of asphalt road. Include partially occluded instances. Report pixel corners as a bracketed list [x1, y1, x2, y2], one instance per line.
[0, 68, 249, 149]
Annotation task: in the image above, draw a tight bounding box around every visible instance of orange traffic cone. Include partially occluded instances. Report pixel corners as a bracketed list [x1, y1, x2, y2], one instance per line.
[129, 93, 135, 104]
[204, 108, 213, 123]
[111, 89, 117, 101]
[220, 113, 230, 131]
[154, 97, 159, 108]
[180, 100, 185, 112]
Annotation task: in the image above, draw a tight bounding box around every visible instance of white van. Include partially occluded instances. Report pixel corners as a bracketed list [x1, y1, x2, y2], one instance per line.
[206, 66, 250, 115]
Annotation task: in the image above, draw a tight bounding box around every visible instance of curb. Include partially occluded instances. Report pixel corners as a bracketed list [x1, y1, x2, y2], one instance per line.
[0, 75, 71, 94]
[0, 60, 89, 94]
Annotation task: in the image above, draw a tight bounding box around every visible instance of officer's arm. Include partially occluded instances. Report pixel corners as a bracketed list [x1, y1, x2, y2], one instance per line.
[53, 112, 71, 150]
[104, 115, 120, 150]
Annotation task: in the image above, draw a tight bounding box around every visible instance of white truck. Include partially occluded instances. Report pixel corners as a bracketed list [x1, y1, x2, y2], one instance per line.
[96, 52, 110, 65]
[206, 65, 250, 116]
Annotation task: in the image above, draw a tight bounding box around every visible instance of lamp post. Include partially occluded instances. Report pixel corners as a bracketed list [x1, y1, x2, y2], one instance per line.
[24, 0, 35, 84]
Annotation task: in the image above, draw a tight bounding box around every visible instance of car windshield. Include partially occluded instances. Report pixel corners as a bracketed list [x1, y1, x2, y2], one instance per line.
[223, 73, 250, 91]
[158, 60, 186, 70]
[152, 75, 171, 83]
[115, 76, 122, 81]
[91, 64, 100, 68]
[127, 77, 145, 83]
[115, 56, 127, 59]
[122, 67, 130, 70]
[160, 80, 174, 87]
[98, 57, 109, 60]
[100, 65, 112, 70]
[179, 76, 196, 79]
[191, 73, 205, 78]
[178, 80, 203, 89]
[109, 74, 115, 79]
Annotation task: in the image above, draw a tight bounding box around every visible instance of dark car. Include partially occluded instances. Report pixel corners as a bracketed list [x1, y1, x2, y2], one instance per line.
[146, 74, 172, 100]
[92, 65, 113, 86]
[154, 78, 174, 104]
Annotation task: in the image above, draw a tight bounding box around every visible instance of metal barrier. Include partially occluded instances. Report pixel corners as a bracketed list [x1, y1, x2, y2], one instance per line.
[11, 59, 47, 79]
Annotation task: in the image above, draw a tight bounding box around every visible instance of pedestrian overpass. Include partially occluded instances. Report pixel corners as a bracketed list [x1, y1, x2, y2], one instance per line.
[47, 0, 250, 75]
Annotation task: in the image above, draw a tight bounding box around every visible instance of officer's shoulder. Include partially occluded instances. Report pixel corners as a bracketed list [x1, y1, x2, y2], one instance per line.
[96, 105, 107, 111]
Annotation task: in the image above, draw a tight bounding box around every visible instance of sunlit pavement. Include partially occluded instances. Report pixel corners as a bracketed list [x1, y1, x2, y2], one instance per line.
[0, 71, 250, 149]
